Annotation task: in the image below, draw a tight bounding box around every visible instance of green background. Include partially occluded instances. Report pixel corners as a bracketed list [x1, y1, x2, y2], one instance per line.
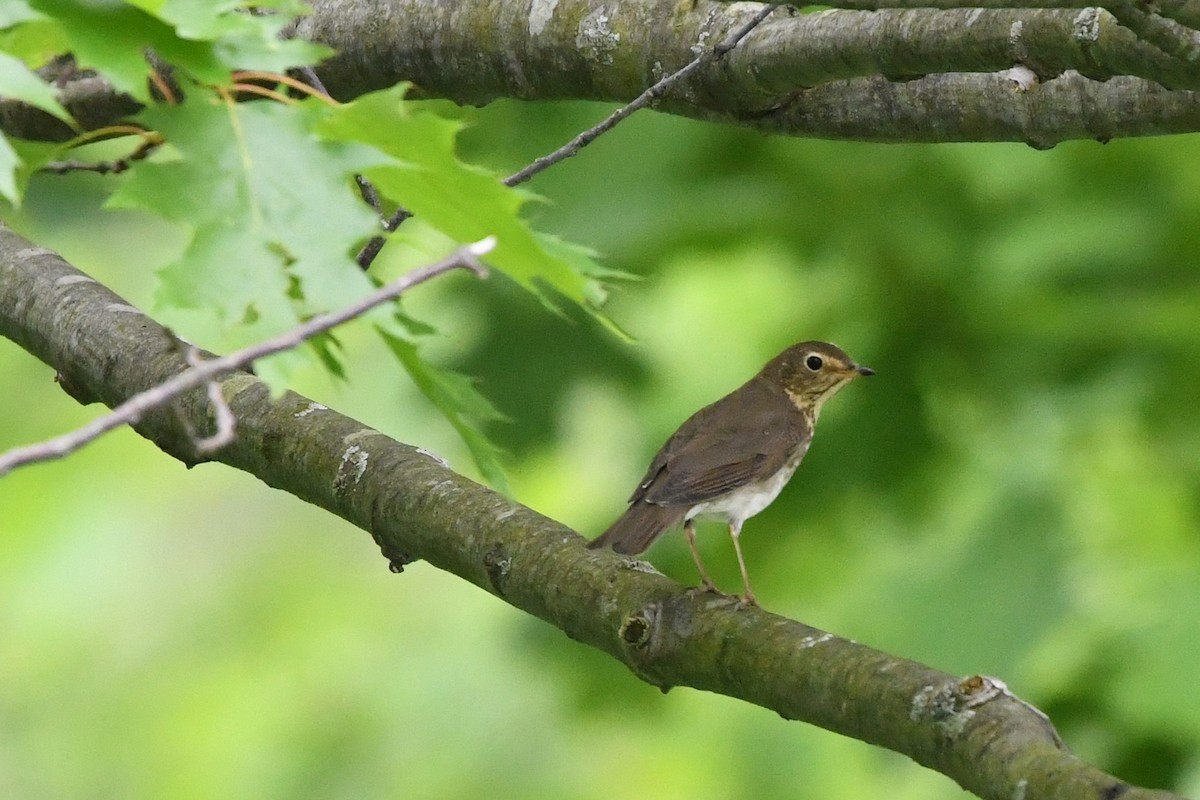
[3, 99, 1200, 798]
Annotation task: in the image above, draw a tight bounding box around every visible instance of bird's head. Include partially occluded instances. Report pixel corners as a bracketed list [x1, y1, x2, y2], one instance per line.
[760, 340, 873, 422]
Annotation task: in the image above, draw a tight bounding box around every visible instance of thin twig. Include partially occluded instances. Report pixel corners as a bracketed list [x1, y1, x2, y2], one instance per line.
[355, 174, 385, 215]
[231, 82, 299, 105]
[147, 65, 178, 105]
[355, 207, 413, 270]
[232, 70, 341, 105]
[291, 65, 331, 99]
[330, 88, 412, 271]
[503, 4, 780, 187]
[187, 347, 237, 454]
[0, 239, 495, 476]
[353, 168, 413, 271]
[43, 159, 132, 175]
[61, 125, 155, 149]
[42, 134, 162, 176]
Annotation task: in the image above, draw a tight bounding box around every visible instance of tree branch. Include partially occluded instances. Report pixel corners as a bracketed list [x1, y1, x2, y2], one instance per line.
[503, 3, 780, 186]
[4, 0, 1200, 146]
[0, 223, 1184, 800]
[289, 0, 1200, 142]
[0, 238, 492, 476]
[719, 70, 1200, 147]
[727, 0, 1200, 31]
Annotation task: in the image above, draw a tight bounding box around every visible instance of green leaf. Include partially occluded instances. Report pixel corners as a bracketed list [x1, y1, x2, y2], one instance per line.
[108, 98, 386, 331]
[382, 332, 510, 493]
[0, 136, 62, 206]
[307, 330, 347, 382]
[0, 135, 18, 204]
[27, 0, 327, 100]
[391, 307, 438, 338]
[0, 1, 40, 30]
[102, 91, 519, 468]
[318, 87, 608, 311]
[155, 222, 299, 333]
[0, 49, 72, 123]
[0, 16, 69, 70]
[30, 0, 211, 100]
[143, 0, 329, 75]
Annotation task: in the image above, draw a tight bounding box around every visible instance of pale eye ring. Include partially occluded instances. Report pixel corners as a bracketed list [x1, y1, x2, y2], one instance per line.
[805, 355, 823, 371]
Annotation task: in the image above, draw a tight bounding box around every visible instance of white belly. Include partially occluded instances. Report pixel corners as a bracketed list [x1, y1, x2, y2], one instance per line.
[684, 446, 807, 528]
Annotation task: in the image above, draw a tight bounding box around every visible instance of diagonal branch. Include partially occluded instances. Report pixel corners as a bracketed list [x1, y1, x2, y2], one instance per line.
[503, 3, 780, 186]
[0, 238, 493, 475]
[0, 224, 1185, 800]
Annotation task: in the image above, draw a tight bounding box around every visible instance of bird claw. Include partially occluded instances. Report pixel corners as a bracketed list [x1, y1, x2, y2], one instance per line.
[735, 593, 759, 610]
[687, 582, 729, 599]
[684, 585, 759, 609]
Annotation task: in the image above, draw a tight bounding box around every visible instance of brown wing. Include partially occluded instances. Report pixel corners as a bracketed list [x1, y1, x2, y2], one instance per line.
[631, 377, 810, 508]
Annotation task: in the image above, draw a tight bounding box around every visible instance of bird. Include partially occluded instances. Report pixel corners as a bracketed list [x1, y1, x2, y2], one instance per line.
[588, 341, 873, 605]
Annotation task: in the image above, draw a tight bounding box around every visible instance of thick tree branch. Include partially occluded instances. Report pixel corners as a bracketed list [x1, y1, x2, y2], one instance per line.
[292, 1, 1200, 97]
[730, 0, 1200, 33]
[727, 71, 1200, 147]
[289, 0, 1200, 143]
[0, 239, 492, 475]
[3, 0, 1200, 145]
[0, 224, 1185, 800]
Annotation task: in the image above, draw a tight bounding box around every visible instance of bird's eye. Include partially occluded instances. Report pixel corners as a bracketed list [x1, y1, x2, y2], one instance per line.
[805, 355, 823, 371]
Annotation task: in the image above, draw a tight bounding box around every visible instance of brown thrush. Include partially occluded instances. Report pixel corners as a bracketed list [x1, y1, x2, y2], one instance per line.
[588, 341, 872, 605]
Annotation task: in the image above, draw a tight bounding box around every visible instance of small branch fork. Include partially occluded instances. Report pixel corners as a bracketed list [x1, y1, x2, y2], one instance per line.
[0, 238, 494, 477]
[503, 4, 780, 187]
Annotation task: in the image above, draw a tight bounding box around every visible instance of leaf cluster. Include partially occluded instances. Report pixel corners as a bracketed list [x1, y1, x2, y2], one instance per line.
[0, 0, 611, 486]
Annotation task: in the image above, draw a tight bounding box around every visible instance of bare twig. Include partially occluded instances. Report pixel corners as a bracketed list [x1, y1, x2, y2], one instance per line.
[355, 207, 412, 270]
[231, 70, 341, 105]
[352, 174, 413, 270]
[187, 347, 237, 454]
[291, 65, 331, 99]
[327, 93, 412, 271]
[503, 4, 780, 187]
[230, 82, 299, 105]
[42, 133, 162, 174]
[355, 174, 384, 215]
[0, 238, 495, 476]
[42, 159, 131, 175]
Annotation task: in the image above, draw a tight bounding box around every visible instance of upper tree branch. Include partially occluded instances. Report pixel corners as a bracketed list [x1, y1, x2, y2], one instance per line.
[0, 224, 1184, 800]
[291, 0, 1200, 144]
[3, 0, 1200, 145]
[296, 1, 1200, 95]
[727, 0, 1200, 36]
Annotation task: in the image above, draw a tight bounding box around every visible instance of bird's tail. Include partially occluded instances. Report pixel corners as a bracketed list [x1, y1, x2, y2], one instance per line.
[588, 502, 684, 555]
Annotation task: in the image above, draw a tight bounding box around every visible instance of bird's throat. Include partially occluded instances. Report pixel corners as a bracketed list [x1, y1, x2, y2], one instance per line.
[786, 378, 850, 424]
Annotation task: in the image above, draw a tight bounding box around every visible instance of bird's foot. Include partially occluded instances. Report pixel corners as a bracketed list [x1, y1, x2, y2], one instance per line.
[686, 581, 729, 599]
[735, 592, 759, 609]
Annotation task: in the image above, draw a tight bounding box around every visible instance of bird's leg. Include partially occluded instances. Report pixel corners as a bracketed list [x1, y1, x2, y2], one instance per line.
[728, 522, 758, 606]
[684, 519, 719, 593]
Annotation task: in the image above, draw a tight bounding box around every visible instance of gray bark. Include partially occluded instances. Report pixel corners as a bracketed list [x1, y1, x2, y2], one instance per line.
[2, 0, 1199, 144]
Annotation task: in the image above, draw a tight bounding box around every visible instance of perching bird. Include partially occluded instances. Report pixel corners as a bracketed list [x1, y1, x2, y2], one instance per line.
[588, 341, 873, 605]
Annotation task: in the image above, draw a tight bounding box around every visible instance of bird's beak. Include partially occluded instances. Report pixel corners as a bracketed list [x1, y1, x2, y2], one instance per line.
[853, 364, 875, 377]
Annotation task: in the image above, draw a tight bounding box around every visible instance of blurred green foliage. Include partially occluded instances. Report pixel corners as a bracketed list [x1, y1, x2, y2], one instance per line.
[3, 93, 1200, 799]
